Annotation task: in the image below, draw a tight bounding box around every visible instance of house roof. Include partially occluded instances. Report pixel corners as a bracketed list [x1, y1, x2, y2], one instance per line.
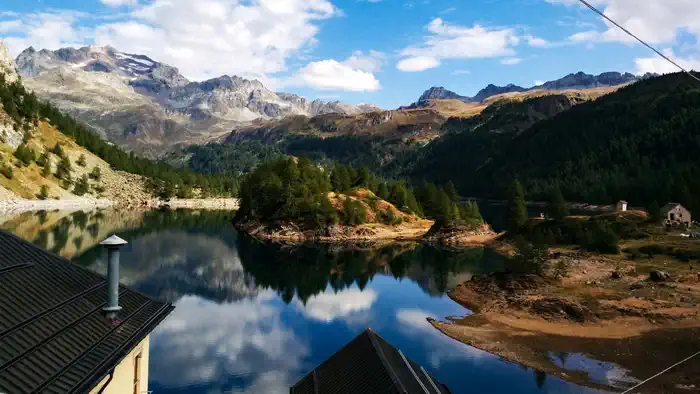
[0, 230, 174, 394]
[661, 202, 683, 213]
[290, 328, 451, 394]
[617, 200, 628, 204]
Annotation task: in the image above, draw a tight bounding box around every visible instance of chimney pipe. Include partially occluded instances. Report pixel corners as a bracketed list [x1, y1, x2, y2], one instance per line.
[100, 235, 128, 313]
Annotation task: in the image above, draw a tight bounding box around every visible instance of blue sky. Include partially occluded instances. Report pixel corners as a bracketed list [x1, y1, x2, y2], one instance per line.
[1, 0, 699, 108]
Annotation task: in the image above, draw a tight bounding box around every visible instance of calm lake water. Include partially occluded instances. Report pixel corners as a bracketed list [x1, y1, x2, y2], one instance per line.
[0, 209, 620, 394]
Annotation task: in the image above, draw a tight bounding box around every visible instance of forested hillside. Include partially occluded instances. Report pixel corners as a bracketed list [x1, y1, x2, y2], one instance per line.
[0, 72, 238, 198]
[407, 72, 700, 213]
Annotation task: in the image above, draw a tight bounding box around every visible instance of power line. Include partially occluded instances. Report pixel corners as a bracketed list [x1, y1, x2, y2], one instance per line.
[576, 0, 700, 84]
[620, 349, 700, 394]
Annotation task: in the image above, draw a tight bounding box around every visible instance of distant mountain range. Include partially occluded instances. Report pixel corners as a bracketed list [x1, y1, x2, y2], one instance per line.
[13, 44, 380, 157]
[411, 71, 655, 107]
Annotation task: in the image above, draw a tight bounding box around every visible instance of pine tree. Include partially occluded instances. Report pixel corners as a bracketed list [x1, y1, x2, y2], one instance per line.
[438, 189, 457, 225]
[0, 164, 12, 179]
[390, 183, 409, 210]
[37, 151, 49, 168]
[39, 185, 49, 200]
[51, 143, 65, 158]
[76, 154, 87, 167]
[56, 156, 73, 183]
[89, 166, 101, 181]
[648, 200, 661, 222]
[406, 188, 423, 216]
[41, 162, 51, 178]
[377, 182, 390, 200]
[549, 186, 569, 221]
[505, 179, 528, 233]
[444, 181, 459, 202]
[73, 174, 90, 196]
[356, 166, 371, 188]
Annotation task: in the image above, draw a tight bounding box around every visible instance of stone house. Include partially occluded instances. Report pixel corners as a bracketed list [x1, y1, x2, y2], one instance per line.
[616, 200, 628, 212]
[661, 203, 692, 227]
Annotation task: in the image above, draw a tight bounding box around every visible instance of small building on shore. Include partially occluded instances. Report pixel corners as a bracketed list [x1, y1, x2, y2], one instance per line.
[616, 200, 628, 212]
[661, 203, 692, 227]
[0, 231, 174, 394]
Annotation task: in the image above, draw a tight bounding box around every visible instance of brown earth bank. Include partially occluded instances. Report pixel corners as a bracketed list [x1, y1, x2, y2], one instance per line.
[236, 220, 504, 247]
[423, 222, 502, 247]
[430, 247, 700, 393]
[235, 188, 505, 246]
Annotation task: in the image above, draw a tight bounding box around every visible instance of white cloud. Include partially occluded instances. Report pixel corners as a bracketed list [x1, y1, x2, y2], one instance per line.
[296, 59, 381, 92]
[3, 0, 339, 82]
[524, 35, 550, 48]
[397, 18, 521, 72]
[534, 80, 545, 86]
[634, 48, 700, 74]
[0, 20, 23, 33]
[568, 30, 602, 42]
[1, 11, 91, 57]
[100, 0, 139, 7]
[551, 0, 700, 48]
[343, 49, 386, 73]
[397, 56, 440, 72]
[451, 69, 471, 75]
[150, 293, 307, 392]
[294, 288, 377, 322]
[501, 57, 522, 65]
[395, 308, 488, 369]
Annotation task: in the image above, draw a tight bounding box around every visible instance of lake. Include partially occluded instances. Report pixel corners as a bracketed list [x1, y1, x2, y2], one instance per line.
[0, 209, 619, 394]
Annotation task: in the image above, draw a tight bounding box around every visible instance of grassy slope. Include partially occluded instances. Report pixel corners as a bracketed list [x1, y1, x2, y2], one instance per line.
[0, 114, 151, 201]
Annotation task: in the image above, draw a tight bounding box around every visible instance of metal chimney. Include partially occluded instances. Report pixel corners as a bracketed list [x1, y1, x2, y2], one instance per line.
[100, 235, 128, 313]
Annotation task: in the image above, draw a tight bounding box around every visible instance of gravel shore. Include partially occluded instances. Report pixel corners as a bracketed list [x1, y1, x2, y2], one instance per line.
[0, 197, 240, 214]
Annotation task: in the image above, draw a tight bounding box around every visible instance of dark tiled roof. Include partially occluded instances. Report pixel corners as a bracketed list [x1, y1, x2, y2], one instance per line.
[290, 328, 451, 394]
[0, 230, 174, 394]
[661, 202, 682, 213]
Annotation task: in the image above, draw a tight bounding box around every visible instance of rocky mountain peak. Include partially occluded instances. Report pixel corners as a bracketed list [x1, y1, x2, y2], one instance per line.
[472, 83, 526, 102]
[14, 44, 381, 155]
[535, 71, 639, 90]
[0, 40, 20, 83]
[417, 87, 471, 106]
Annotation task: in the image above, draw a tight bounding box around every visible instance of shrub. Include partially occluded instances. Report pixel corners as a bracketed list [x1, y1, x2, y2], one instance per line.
[0, 164, 12, 179]
[39, 185, 49, 200]
[89, 166, 101, 181]
[55, 156, 72, 183]
[639, 244, 666, 258]
[582, 219, 620, 254]
[343, 197, 367, 226]
[36, 151, 49, 167]
[50, 143, 65, 158]
[380, 208, 403, 225]
[76, 154, 87, 167]
[40, 162, 51, 178]
[14, 145, 35, 165]
[73, 174, 89, 196]
[510, 239, 548, 275]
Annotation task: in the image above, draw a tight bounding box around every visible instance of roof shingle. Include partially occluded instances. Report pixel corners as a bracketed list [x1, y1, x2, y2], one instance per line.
[0, 230, 174, 394]
[290, 328, 451, 394]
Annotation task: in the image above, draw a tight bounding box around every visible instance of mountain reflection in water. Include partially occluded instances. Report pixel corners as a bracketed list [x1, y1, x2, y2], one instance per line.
[1, 209, 612, 394]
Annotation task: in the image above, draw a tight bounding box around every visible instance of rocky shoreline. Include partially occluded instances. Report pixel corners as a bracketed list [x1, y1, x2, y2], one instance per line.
[429, 248, 700, 392]
[0, 197, 240, 214]
[235, 219, 508, 249]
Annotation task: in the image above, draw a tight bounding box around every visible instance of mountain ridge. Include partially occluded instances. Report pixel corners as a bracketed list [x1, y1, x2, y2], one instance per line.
[412, 71, 650, 107]
[14, 44, 381, 156]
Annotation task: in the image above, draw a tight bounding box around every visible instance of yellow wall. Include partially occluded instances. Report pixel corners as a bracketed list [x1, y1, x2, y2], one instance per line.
[90, 335, 150, 394]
